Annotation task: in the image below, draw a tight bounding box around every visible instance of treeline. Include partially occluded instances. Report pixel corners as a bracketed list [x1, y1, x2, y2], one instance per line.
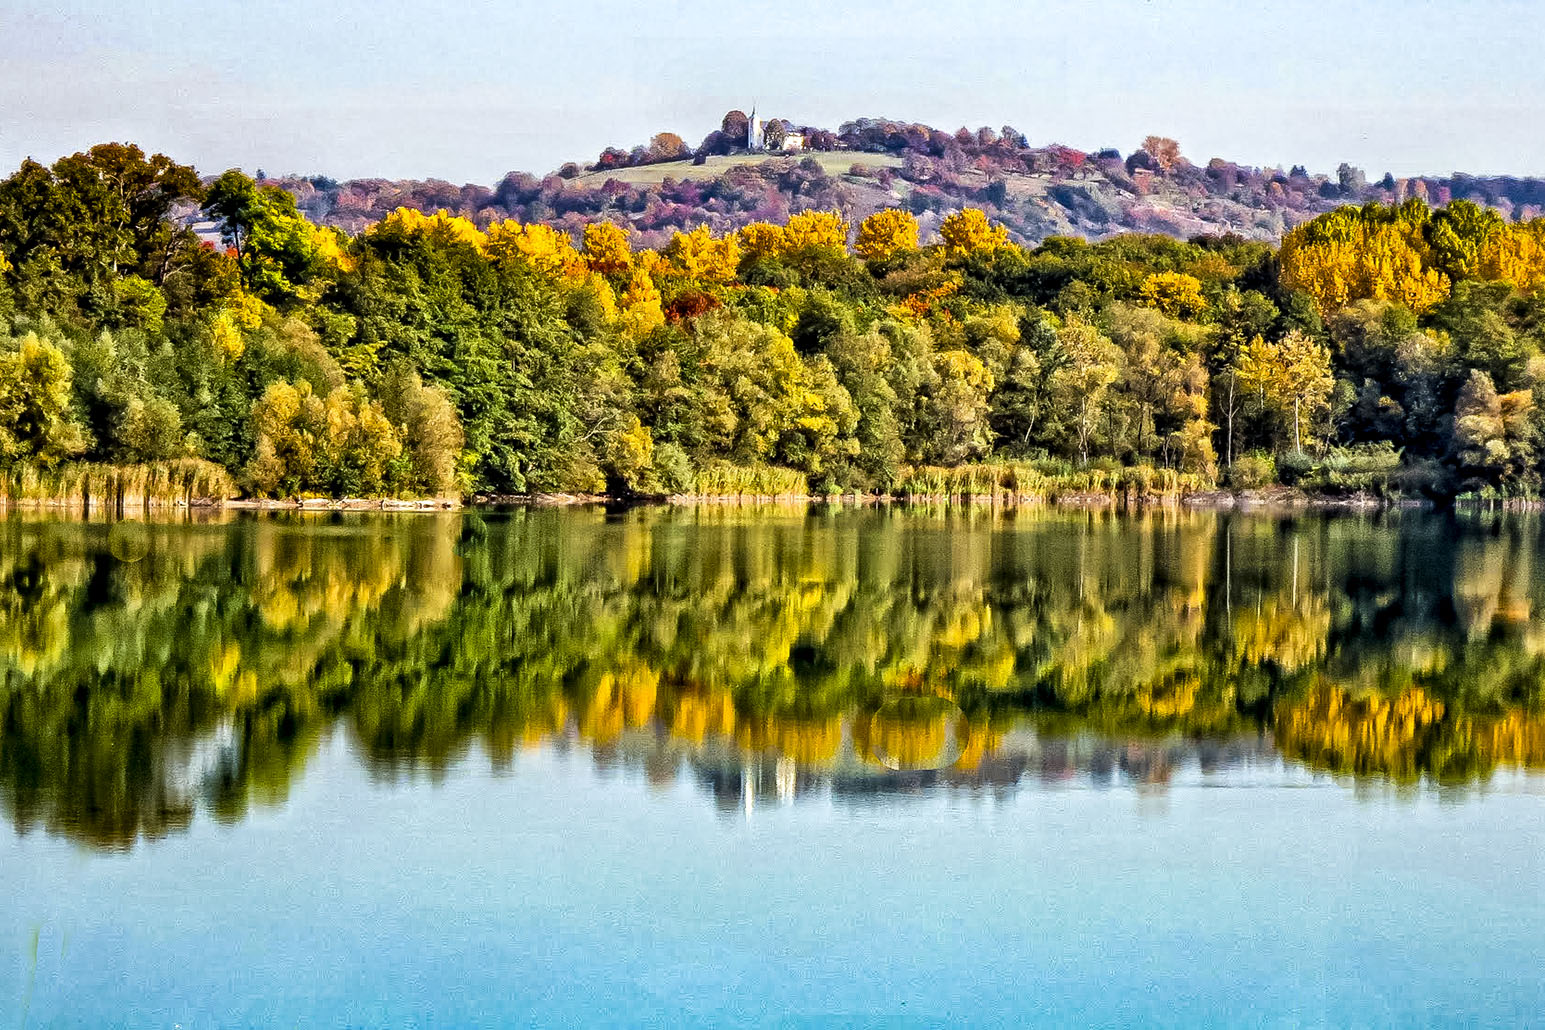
[8, 143, 1545, 499]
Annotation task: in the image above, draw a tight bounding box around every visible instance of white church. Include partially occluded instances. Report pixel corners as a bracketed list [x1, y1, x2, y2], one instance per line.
[746, 108, 805, 154]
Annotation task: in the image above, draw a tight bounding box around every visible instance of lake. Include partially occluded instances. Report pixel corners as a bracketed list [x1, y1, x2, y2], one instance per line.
[2, 505, 1543, 1027]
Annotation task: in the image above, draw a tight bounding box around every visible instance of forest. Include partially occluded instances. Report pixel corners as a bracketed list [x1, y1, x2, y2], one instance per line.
[6, 141, 1545, 501]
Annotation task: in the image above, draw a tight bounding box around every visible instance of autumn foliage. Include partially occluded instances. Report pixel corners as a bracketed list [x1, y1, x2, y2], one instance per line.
[939, 208, 1010, 259]
[855, 209, 920, 262]
[11, 134, 1545, 502]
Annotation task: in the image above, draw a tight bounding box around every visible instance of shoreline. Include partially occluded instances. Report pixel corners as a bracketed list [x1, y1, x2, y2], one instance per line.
[223, 497, 461, 511]
[24, 489, 1545, 514]
[461, 487, 1436, 512]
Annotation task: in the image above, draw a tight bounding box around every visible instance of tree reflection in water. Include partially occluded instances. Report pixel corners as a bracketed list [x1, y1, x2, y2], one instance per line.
[0, 505, 1542, 850]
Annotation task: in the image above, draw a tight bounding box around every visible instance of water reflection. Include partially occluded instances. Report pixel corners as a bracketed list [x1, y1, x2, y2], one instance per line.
[0, 505, 1543, 849]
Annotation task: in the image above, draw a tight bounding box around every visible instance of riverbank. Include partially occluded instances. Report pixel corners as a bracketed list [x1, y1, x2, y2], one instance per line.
[224, 496, 461, 511]
[469, 487, 1434, 512]
[0, 486, 1442, 514]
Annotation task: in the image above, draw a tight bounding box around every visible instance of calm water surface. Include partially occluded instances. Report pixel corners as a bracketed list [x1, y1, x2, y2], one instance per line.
[2, 506, 1543, 1026]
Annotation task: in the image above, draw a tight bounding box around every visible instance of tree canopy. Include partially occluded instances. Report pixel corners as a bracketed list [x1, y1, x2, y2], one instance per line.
[5, 142, 1545, 500]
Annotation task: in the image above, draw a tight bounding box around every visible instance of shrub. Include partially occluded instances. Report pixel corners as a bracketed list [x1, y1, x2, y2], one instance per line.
[1392, 458, 1455, 499]
[1278, 443, 1402, 494]
[1, 459, 234, 508]
[694, 461, 806, 497]
[653, 443, 696, 495]
[1275, 451, 1316, 487]
[1230, 452, 1276, 489]
[892, 461, 1209, 502]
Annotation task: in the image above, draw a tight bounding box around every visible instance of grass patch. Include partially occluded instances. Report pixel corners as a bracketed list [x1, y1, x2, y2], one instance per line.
[2, 459, 236, 510]
[689, 462, 808, 498]
[574, 152, 903, 186]
[894, 462, 1211, 502]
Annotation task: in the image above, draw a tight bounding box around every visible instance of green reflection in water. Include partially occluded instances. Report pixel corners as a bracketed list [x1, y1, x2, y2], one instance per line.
[0, 505, 1542, 849]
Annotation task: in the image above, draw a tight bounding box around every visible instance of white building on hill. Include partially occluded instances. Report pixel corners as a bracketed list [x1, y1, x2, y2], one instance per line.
[747, 108, 803, 153]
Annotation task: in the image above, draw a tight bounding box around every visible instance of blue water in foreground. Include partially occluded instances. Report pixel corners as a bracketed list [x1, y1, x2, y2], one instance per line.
[5, 738, 1543, 1028]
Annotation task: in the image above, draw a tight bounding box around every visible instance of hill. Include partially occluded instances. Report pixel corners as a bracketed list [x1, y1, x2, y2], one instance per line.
[253, 113, 1545, 249]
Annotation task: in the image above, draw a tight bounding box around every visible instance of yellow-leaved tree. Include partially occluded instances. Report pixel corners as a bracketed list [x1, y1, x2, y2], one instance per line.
[939, 208, 1009, 260]
[310, 224, 355, 273]
[1479, 220, 1545, 292]
[618, 267, 665, 336]
[581, 221, 633, 274]
[737, 222, 787, 261]
[0, 333, 86, 468]
[1279, 201, 1449, 315]
[1234, 333, 1283, 432]
[661, 225, 741, 285]
[1139, 271, 1207, 319]
[1054, 317, 1123, 465]
[781, 211, 848, 252]
[485, 221, 583, 276]
[1275, 331, 1336, 454]
[247, 380, 402, 497]
[369, 207, 487, 252]
[1235, 332, 1335, 453]
[601, 414, 655, 494]
[854, 209, 920, 262]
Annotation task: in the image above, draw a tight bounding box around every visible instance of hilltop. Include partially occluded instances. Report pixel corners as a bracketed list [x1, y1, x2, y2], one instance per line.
[253, 112, 1545, 248]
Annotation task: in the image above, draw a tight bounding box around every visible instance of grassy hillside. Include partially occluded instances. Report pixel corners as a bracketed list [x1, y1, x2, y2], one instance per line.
[573, 152, 904, 185]
[258, 114, 1545, 249]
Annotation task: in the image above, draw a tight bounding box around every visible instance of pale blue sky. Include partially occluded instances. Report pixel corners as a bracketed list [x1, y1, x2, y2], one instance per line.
[1, 0, 1541, 183]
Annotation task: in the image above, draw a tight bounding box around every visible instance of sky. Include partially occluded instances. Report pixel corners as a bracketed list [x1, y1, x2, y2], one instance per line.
[2, 0, 1543, 184]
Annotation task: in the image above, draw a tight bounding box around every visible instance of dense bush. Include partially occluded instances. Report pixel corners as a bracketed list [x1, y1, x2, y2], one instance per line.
[1229, 452, 1276, 488]
[1274, 444, 1402, 493]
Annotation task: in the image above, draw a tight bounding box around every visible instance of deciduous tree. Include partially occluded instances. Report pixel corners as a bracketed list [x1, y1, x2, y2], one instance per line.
[939, 209, 1009, 260]
[854, 209, 919, 262]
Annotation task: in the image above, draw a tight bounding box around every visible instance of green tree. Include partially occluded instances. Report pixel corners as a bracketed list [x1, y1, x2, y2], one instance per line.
[1426, 199, 1505, 282]
[0, 145, 201, 318]
[1107, 304, 1203, 462]
[204, 171, 333, 306]
[1055, 317, 1123, 465]
[988, 315, 1063, 451]
[826, 328, 907, 489]
[0, 333, 86, 466]
[118, 396, 185, 462]
[381, 365, 465, 496]
[923, 349, 994, 464]
[1452, 368, 1536, 485]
